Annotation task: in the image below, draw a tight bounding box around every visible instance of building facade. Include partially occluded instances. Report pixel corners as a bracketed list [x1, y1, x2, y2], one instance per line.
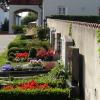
[1, 0, 100, 32]
[43, 0, 100, 19]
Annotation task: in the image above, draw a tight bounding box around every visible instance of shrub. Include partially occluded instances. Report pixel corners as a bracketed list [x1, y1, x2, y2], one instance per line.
[0, 88, 71, 100]
[28, 47, 37, 58]
[20, 35, 32, 40]
[12, 25, 24, 34]
[1, 18, 9, 31]
[8, 41, 27, 49]
[37, 27, 50, 40]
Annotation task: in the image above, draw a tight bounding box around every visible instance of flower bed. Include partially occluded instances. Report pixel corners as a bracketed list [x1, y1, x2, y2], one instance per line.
[3, 80, 49, 90]
[36, 49, 55, 61]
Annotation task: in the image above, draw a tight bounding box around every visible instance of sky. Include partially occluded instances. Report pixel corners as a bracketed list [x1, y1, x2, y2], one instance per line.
[18, 12, 28, 17]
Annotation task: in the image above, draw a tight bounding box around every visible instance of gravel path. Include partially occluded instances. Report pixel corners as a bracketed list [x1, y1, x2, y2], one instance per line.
[0, 35, 16, 53]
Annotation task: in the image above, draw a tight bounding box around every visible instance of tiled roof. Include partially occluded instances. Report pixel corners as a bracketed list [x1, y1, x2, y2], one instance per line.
[9, 0, 43, 5]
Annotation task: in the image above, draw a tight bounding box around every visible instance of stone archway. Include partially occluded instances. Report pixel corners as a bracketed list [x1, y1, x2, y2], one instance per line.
[9, 0, 43, 33]
[14, 9, 38, 25]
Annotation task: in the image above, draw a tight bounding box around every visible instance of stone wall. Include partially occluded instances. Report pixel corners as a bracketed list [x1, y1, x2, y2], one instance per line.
[47, 18, 100, 100]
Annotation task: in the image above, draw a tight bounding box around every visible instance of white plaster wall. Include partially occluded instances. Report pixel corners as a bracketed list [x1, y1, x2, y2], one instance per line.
[9, 5, 41, 33]
[47, 18, 100, 100]
[43, 0, 100, 19]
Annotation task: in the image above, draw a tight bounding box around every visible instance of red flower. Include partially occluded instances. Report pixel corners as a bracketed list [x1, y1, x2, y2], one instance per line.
[2, 80, 49, 90]
[39, 83, 49, 89]
[16, 52, 29, 58]
[3, 85, 14, 90]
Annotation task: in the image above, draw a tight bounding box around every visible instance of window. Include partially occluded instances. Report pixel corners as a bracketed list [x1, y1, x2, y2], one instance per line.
[58, 6, 66, 15]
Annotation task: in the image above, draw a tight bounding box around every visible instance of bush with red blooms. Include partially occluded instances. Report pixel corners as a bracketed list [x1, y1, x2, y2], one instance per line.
[3, 80, 49, 91]
[44, 62, 56, 70]
[15, 52, 29, 62]
[36, 49, 47, 60]
[36, 49, 55, 61]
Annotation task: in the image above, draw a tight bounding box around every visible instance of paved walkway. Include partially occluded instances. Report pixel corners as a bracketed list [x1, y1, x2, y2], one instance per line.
[0, 35, 16, 53]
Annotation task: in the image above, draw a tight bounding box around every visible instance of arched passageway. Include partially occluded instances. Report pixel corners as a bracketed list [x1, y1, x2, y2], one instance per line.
[9, 0, 43, 33]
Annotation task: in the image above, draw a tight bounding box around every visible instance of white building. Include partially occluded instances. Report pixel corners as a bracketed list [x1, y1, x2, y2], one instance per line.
[8, 0, 100, 33]
[43, 0, 100, 18]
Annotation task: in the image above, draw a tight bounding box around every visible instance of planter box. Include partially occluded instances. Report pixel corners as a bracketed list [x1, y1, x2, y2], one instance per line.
[0, 70, 49, 77]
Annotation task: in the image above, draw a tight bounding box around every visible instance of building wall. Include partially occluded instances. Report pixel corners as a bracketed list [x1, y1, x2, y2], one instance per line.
[9, 5, 42, 33]
[47, 18, 100, 100]
[43, 0, 100, 19]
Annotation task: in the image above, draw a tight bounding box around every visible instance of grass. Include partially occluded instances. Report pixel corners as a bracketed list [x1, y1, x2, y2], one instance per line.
[0, 50, 8, 67]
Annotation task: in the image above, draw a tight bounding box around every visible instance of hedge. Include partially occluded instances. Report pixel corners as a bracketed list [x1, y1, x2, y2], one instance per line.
[8, 41, 28, 49]
[47, 15, 100, 23]
[0, 88, 72, 100]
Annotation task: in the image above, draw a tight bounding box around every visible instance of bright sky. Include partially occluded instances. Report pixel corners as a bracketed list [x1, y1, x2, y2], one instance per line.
[18, 12, 28, 17]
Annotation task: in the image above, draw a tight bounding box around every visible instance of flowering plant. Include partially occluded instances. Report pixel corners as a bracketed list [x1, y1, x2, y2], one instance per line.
[15, 52, 29, 62]
[29, 59, 43, 67]
[36, 49, 55, 61]
[43, 62, 55, 70]
[2, 64, 14, 71]
[46, 50, 55, 61]
[36, 49, 47, 60]
[3, 80, 49, 90]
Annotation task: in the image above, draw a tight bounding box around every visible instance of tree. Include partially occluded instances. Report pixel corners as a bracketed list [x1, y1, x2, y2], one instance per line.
[0, 0, 9, 11]
[21, 12, 37, 25]
[1, 18, 9, 31]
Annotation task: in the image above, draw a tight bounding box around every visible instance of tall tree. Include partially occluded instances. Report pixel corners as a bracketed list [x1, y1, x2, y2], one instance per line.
[21, 12, 37, 25]
[0, 0, 9, 11]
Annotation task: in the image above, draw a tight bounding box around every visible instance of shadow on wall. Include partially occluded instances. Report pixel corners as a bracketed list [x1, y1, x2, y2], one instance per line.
[79, 54, 85, 100]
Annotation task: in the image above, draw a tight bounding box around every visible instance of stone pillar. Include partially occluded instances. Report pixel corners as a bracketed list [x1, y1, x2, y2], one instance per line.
[55, 33, 58, 51]
[37, 10, 42, 26]
[50, 29, 52, 44]
[70, 47, 79, 86]
[65, 41, 74, 73]
[9, 7, 15, 34]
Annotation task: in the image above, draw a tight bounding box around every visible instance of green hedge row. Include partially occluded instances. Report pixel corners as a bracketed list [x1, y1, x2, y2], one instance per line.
[0, 88, 72, 100]
[47, 15, 100, 23]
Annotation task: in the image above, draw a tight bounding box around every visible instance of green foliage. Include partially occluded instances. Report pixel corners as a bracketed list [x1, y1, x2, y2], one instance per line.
[8, 41, 28, 49]
[37, 27, 50, 40]
[69, 23, 72, 36]
[21, 12, 37, 25]
[97, 29, 100, 55]
[8, 52, 15, 61]
[12, 25, 24, 34]
[47, 15, 100, 23]
[19, 35, 32, 40]
[1, 18, 9, 31]
[0, 88, 71, 100]
[49, 60, 66, 79]
[97, 29, 100, 43]
[29, 47, 37, 58]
